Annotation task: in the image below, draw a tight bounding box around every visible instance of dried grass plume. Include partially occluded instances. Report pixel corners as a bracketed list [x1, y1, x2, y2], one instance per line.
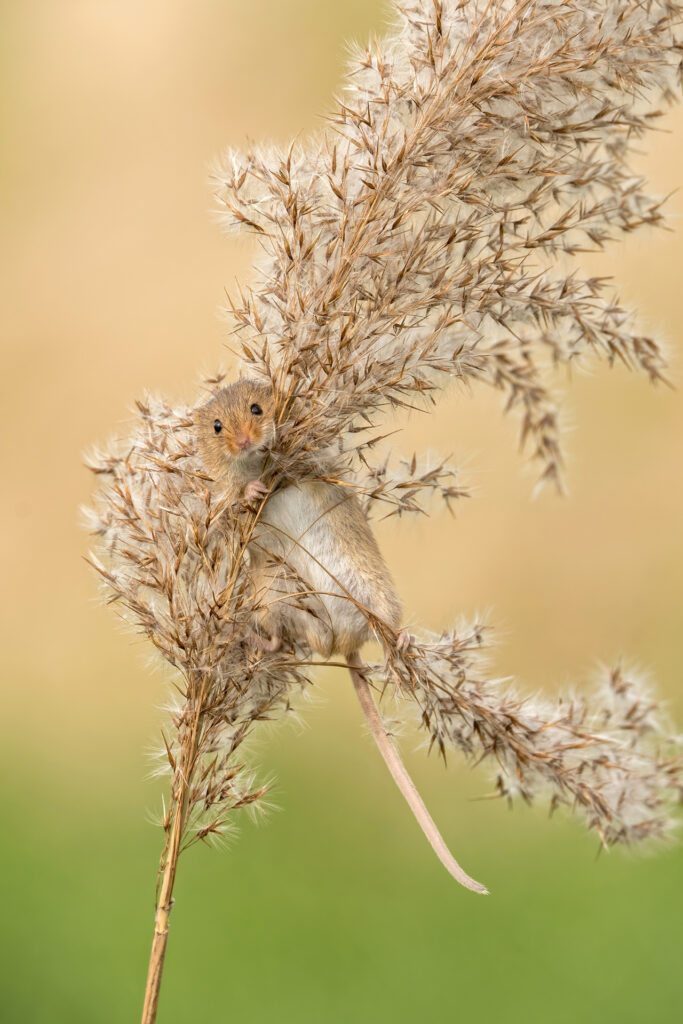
[85, 2, 683, 1021]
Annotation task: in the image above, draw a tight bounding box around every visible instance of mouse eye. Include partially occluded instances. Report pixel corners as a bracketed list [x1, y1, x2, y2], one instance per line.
[250, 403, 263, 416]
[213, 419, 223, 434]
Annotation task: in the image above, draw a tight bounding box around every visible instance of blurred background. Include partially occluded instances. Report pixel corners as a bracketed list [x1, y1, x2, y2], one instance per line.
[1, 2, 682, 1021]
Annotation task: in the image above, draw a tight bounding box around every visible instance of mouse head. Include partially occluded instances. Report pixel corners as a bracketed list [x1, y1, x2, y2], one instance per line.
[194, 379, 276, 476]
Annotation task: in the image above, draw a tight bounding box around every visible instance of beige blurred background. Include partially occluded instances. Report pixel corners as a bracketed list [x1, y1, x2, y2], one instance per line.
[1, 3, 682, 1022]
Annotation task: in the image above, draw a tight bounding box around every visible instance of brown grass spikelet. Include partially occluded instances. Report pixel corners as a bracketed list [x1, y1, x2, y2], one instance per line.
[380, 630, 681, 847]
[212, 0, 682, 490]
[86, 395, 311, 846]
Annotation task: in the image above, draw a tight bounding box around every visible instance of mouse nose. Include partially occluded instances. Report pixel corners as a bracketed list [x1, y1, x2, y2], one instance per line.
[235, 433, 251, 450]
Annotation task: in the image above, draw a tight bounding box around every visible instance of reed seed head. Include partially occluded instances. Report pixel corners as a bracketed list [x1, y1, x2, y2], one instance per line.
[88, 0, 683, 861]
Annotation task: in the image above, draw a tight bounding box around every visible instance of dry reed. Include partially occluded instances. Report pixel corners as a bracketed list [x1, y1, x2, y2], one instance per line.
[86, 2, 683, 1021]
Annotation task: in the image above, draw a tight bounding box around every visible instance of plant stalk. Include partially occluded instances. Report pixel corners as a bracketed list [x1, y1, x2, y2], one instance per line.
[140, 777, 187, 1023]
[141, 677, 207, 1024]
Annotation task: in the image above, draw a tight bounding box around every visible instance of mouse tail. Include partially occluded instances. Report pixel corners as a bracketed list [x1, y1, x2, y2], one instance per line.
[346, 652, 488, 895]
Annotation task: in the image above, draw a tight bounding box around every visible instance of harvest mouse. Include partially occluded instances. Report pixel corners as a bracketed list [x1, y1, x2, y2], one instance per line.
[194, 378, 486, 893]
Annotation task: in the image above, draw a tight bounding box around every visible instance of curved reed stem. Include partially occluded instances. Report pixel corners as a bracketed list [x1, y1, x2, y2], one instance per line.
[141, 785, 187, 1024]
[141, 676, 207, 1023]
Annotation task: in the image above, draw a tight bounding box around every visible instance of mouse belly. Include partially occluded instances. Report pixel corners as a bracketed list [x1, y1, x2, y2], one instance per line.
[249, 481, 401, 657]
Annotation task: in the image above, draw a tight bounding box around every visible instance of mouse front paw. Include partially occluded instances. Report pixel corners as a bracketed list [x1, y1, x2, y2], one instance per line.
[244, 479, 269, 503]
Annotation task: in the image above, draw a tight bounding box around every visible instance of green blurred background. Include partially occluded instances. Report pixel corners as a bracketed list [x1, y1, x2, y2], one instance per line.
[1, 2, 682, 1021]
